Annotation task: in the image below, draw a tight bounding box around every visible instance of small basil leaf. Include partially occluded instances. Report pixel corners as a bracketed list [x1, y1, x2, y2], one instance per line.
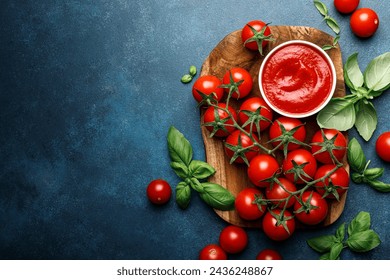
[367, 179, 390, 193]
[347, 138, 366, 173]
[346, 230, 381, 252]
[325, 17, 340, 34]
[351, 173, 364, 184]
[189, 65, 197, 77]
[354, 100, 377, 141]
[176, 182, 191, 209]
[344, 53, 364, 90]
[316, 98, 356, 131]
[170, 162, 189, 179]
[189, 177, 204, 193]
[199, 182, 235, 211]
[319, 252, 331, 260]
[329, 242, 343, 260]
[363, 168, 384, 181]
[307, 235, 338, 253]
[322, 45, 333, 51]
[167, 126, 193, 167]
[348, 211, 371, 236]
[335, 223, 346, 242]
[313, 0, 328, 16]
[364, 52, 390, 92]
[189, 160, 216, 180]
[181, 74, 193, 84]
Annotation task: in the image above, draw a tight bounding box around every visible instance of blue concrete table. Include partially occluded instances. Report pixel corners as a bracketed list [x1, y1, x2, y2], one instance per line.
[1, 0, 389, 259]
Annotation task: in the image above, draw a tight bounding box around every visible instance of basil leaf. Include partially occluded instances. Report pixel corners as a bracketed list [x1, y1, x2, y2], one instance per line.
[189, 177, 204, 193]
[329, 242, 343, 260]
[364, 168, 384, 181]
[347, 138, 366, 173]
[347, 230, 381, 252]
[348, 211, 371, 236]
[170, 162, 189, 179]
[335, 223, 345, 242]
[189, 65, 197, 77]
[181, 74, 192, 84]
[307, 235, 337, 253]
[316, 98, 356, 131]
[354, 100, 377, 141]
[313, 0, 328, 16]
[322, 45, 333, 51]
[189, 160, 216, 180]
[367, 179, 390, 193]
[319, 252, 331, 260]
[364, 52, 390, 92]
[176, 182, 191, 209]
[199, 182, 235, 210]
[325, 17, 340, 34]
[344, 53, 364, 90]
[167, 126, 193, 167]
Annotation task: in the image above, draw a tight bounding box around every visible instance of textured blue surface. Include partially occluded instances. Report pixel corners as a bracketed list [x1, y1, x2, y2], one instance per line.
[1, 0, 389, 260]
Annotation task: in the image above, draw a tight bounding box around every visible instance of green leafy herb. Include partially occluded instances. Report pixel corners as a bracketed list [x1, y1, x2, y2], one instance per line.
[347, 138, 366, 172]
[313, 1, 340, 35]
[176, 182, 191, 209]
[199, 182, 235, 210]
[189, 65, 197, 77]
[322, 36, 340, 51]
[180, 65, 197, 84]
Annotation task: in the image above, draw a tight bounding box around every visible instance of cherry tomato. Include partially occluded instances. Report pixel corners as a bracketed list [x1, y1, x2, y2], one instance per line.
[235, 188, 266, 220]
[241, 20, 272, 52]
[222, 67, 253, 99]
[192, 75, 224, 103]
[256, 249, 282, 260]
[311, 129, 347, 164]
[294, 191, 328, 225]
[248, 154, 280, 187]
[146, 179, 172, 205]
[238, 97, 273, 132]
[219, 225, 248, 254]
[199, 244, 227, 260]
[269, 117, 306, 151]
[225, 130, 260, 164]
[334, 0, 359, 14]
[350, 8, 379, 38]
[376, 131, 390, 162]
[203, 103, 237, 137]
[282, 149, 317, 184]
[314, 165, 349, 199]
[265, 178, 297, 209]
[262, 209, 295, 241]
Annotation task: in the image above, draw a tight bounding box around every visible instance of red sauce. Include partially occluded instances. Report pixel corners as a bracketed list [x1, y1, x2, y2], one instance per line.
[261, 43, 333, 116]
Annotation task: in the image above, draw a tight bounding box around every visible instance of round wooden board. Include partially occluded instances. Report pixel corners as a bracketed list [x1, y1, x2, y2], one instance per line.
[199, 26, 349, 228]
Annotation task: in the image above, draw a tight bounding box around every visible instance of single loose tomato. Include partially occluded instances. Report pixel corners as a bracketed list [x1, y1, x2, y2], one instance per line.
[376, 131, 390, 162]
[248, 154, 280, 187]
[146, 179, 172, 205]
[262, 209, 295, 241]
[314, 165, 349, 200]
[203, 103, 237, 137]
[311, 129, 347, 164]
[225, 130, 260, 164]
[199, 244, 227, 260]
[350, 8, 379, 38]
[256, 249, 282, 260]
[265, 178, 297, 209]
[222, 67, 253, 99]
[294, 191, 328, 225]
[241, 20, 272, 54]
[219, 225, 248, 254]
[238, 97, 273, 132]
[334, 0, 359, 14]
[269, 117, 306, 152]
[192, 75, 224, 103]
[282, 149, 317, 184]
[235, 188, 266, 220]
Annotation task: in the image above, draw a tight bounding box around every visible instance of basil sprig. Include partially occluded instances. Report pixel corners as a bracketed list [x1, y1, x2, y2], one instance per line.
[313, 1, 340, 35]
[347, 138, 390, 192]
[167, 126, 235, 210]
[317, 52, 390, 141]
[307, 211, 381, 259]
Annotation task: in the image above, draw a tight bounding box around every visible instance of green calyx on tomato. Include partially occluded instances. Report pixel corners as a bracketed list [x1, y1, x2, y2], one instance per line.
[203, 103, 237, 138]
[310, 129, 347, 165]
[224, 130, 259, 165]
[242, 21, 274, 55]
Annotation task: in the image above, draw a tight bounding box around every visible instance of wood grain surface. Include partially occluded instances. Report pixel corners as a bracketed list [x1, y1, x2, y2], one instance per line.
[199, 26, 349, 228]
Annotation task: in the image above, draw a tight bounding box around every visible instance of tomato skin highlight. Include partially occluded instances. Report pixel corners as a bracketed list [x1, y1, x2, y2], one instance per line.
[203, 103, 237, 137]
[225, 130, 259, 164]
[314, 165, 349, 199]
[311, 129, 347, 164]
[241, 20, 272, 51]
[192, 75, 224, 103]
[265, 178, 297, 209]
[256, 249, 282, 260]
[222, 67, 253, 99]
[235, 188, 266, 220]
[146, 179, 172, 205]
[219, 225, 248, 254]
[262, 209, 295, 241]
[248, 154, 280, 187]
[238, 97, 273, 132]
[334, 0, 359, 14]
[294, 191, 328, 225]
[282, 149, 317, 184]
[350, 8, 379, 38]
[199, 244, 227, 260]
[269, 117, 306, 151]
[376, 131, 390, 162]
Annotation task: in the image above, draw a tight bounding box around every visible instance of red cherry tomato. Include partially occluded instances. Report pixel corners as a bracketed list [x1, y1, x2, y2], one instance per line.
[282, 149, 317, 184]
[350, 8, 379, 38]
[269, 117, 306, 151]
[311, 129, 347, 164]
[314, 165, 350, 199]
[225, 130, 259, 164]
[199, 244, 227, 260]
[203, 103, 237, 137]
[235, 188, 266, 220]
[192, 75, 224, 103]
[146, 179, 172, 205]
[219, 225, 248, 254]
[376, 131, 390, 162]
[248, 154, 280, 187]
[222, 67, 253, 99]
[256, 249, 282, 260]
[294, 191, 328, 225]
[241, 20, 272, 52]
[334, 0, 359, 14]
[265, 178, 297, 209]
[238, 97, 273, 132]
[262, 209, 295, 241]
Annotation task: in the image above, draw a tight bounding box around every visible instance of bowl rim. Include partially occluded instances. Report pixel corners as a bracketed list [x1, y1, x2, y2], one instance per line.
[258, 39, 337, 118]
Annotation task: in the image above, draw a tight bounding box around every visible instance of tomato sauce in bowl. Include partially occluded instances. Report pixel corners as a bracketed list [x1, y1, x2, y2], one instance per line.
[259, 40, 336, 118]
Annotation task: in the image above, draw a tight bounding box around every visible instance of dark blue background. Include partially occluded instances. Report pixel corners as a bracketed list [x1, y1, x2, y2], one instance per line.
[1, 0, 389, 260]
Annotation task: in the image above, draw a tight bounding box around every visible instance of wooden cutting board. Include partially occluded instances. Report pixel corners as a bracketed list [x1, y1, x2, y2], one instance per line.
[200, 26, 349, 228]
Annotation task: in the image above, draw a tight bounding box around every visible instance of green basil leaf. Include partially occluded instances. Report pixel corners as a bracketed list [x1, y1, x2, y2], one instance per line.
[199, 182, 235, 211]
[316, 98, 356, 131]
[189, 177, 204, 193]
[167, 126, 193, 167]
[347, 230, 381, 252]
[181, 74, 192, 84]
[307, 235, 338, 253]
[313, 0, 328, 16]
[347, 138, 366, 173]
[322, 45, 333, 51]
[364, 168, 384, 181]
[176, 182, 191, 209]
[319, 252, 331, 260]
[369, 90, 384, 98]
[367, 179, 390, 193]
[344, 53, 364, 90]
[189, 160, 216, 180]
[189, 65, 197, 77]
[329, 242, 343, 260]
[170, 162, 189, 179]
[354, 100, 377, 141]
[348, 211, 371, 236]
[335, 223, 346, 242]
[351, 173, 364, 184]
[364, 52, 390, 92]
[325, 17, 340, 34]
